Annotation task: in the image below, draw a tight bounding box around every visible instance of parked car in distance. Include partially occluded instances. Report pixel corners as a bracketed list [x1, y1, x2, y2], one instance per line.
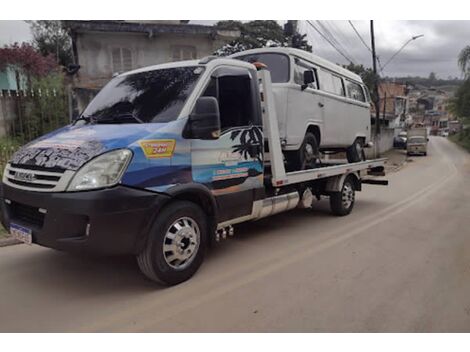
[393, 131, 408, 149]
[230, 47, 371, 169]
[407, 128, 428, 156]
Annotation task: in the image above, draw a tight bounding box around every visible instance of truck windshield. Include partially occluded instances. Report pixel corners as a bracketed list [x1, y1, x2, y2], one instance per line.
[81, 66, 204, 124]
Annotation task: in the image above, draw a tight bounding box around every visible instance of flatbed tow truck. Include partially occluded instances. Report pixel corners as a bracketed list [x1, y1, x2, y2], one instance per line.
[1, 58, 388, 286]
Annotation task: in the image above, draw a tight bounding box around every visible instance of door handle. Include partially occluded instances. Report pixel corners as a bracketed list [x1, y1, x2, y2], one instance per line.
[318, 102, 324, 108]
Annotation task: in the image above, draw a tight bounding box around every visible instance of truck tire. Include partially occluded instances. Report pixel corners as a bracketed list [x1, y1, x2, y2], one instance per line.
[329, 176, 355, 216]
[286, 132, 319, 171]
[346, 138, 366, 163]
[137, 200, 208, 286]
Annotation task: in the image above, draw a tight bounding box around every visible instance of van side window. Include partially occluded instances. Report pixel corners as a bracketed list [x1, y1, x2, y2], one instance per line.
[202, 74, 254, 130]
[319, 70, 345, 96]
[346, 80, 366, 102]
[294, 59, 318, 89]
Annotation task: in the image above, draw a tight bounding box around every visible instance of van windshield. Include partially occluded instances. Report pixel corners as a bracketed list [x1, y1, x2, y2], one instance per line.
[81, 66, 204, 124]
[235, 53, 289, 83]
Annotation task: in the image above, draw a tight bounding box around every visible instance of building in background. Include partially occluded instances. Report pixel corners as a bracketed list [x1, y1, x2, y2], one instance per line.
[376, 82, 409, 131]
[65, 20, 239, 113]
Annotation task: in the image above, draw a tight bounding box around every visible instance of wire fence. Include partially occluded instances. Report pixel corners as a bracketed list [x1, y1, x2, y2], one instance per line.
[0, 88, 69, 175]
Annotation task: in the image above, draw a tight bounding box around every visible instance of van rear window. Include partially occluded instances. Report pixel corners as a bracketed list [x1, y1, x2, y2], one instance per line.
[235, 53, 289, 83]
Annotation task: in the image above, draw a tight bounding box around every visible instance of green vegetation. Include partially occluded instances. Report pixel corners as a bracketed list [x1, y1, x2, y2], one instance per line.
[448, 46, 470, 153]
[0, 227, 9, 240]
[449, 129, 470, 152]
[214, 20, 311, 56]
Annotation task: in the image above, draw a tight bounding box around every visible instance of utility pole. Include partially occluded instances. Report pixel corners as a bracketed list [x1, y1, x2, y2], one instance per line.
[285, 20, 298, 47]
[370, 20, 381, 144]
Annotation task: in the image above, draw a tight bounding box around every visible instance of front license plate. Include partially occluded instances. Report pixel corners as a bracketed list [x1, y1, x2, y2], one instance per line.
[10, 223, 32, 245]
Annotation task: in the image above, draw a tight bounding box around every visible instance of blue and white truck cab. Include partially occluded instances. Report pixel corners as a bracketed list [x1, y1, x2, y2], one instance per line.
[0, 53, 387, 286]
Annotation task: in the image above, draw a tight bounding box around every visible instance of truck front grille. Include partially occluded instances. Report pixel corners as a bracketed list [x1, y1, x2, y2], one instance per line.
[3, 164, 75, 192]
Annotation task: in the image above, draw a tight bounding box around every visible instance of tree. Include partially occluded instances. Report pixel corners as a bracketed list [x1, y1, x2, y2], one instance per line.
[429, 71, 437, 83]
[214, 20, 311, 56]
[458, 45, 470, 78]
[449, 79, 470, 119]
[0, 42, 57, 89]
[28, 20, 72, 66]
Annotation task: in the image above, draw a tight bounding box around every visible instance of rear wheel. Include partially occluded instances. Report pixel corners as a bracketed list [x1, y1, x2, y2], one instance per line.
[330, 176, 356, 216]
[346, 138, 366, 163]
[137, 201, 208, 286]
[286, 132, 319, 171]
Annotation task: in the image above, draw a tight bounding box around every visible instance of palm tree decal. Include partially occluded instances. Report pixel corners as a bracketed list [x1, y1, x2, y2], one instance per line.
[230, 126, 263, 162]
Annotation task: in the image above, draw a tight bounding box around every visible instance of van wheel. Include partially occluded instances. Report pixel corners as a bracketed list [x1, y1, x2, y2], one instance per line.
[346, 139, 365, 163]
[137, 201, 208, 286]
[287, 132, 319, 171]
[330, 177, 355, 216]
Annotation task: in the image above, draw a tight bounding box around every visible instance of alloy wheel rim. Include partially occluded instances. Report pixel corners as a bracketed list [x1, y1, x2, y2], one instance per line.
[163, 216, 200, 270]
[342, 183, 354, 209]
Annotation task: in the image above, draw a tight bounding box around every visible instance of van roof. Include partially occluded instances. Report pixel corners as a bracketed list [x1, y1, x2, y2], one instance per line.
[229, 47, 363, 83]
[118, 58, 255, 77]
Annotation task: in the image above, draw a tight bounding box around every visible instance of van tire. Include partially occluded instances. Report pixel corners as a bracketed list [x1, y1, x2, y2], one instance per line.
[136, 201, 208, 286]
[287, 132, 319, 171]
[346, 139, 366, 163]
[330, 176, 355, 216]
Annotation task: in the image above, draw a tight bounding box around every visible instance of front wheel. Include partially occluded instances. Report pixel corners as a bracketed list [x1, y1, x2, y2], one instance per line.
[137, 201, 208, 286]
[346, 139, 366, 163]
[329, 177, 356, 216]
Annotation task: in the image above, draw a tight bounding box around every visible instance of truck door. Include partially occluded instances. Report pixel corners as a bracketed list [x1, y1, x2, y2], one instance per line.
[191, 66, 264, 223]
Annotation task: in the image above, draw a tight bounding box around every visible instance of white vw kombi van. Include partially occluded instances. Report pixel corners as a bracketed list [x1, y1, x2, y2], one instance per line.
[231, 48, 371, 170]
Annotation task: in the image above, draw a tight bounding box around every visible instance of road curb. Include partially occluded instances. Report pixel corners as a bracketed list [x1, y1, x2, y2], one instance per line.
[0, 237, 21, 247]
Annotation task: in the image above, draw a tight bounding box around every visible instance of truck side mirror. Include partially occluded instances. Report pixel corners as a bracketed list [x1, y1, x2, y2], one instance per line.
[185, 97, 221, 140]
[302, 70, 315, 91]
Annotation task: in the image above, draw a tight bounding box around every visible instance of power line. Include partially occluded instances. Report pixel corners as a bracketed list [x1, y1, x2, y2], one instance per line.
[348, 20, 371, 53]
[321, 21, 359, 64]
[305, 20, 355, 64]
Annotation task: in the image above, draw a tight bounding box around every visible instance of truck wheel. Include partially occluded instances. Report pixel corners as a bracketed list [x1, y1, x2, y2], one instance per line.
[137, 201, 208, 286]
[346, 139, 365, 163]
[329, 177, 355, 216]
[287, 132, 319, 171]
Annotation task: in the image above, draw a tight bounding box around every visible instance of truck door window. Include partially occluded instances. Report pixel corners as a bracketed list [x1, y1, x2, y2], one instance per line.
[202, 73, 255, 131]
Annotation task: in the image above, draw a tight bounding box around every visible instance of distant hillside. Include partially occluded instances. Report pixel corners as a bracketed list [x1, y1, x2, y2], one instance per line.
[384, 76, 463, 88]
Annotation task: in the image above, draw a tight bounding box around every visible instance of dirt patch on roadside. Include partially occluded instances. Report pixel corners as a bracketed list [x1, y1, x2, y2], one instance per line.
[382, 148, 408, 173]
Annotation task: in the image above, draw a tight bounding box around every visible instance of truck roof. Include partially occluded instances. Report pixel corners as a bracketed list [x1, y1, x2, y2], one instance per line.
[229, 47, 363, 83]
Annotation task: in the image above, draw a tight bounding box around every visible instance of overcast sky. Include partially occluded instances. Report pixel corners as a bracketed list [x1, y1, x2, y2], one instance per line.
[1, 20, 468, 78]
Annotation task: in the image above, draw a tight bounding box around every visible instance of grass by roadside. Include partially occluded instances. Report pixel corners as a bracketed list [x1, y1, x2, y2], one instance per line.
[449, 129, 470, 152]
[0, 227, 10, 240]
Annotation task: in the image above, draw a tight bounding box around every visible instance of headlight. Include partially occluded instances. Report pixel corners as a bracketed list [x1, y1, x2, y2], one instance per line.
[67, 149, 132, 191]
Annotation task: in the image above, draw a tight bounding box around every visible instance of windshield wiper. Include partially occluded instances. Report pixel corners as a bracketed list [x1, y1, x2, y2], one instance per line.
[95, 113, 144, 124]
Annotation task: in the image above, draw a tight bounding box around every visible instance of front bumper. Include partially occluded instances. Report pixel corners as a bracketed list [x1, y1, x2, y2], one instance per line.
[0, 183, 170, 255]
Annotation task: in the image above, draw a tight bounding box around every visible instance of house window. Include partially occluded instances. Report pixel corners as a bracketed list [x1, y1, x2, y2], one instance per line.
[171, 46, 197, 61]
[111, 47, 133, 73]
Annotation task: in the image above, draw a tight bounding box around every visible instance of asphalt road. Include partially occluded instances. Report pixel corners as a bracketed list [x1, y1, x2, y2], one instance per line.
[0, 136, 469, 332]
